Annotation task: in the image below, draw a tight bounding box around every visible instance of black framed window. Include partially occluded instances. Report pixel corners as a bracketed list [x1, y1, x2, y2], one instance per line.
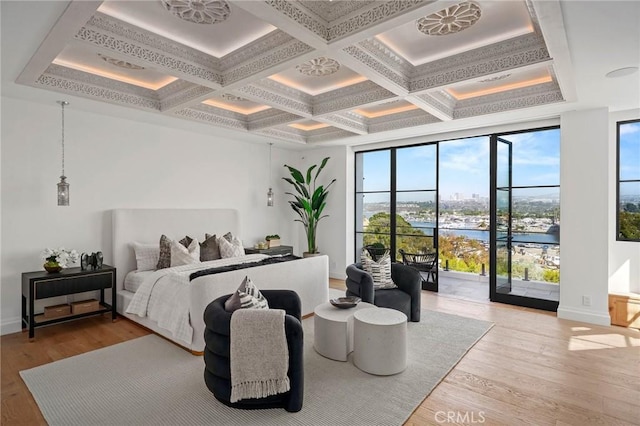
[354, 126, 560, 291]
[355, 149, 392, 258]
[355, 144, 438, 262]
[617, 119, 640, 241]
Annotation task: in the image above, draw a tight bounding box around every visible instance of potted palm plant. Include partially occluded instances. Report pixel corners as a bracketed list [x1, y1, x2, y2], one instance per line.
[283, 157, 336, 257]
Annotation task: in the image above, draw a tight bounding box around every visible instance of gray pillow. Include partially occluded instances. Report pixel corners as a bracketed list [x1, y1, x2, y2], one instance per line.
[179, 236, 193, 248]
[200, 233, 221, 261]
[224, 276, 269, 312]
[156, 234, 172, 269]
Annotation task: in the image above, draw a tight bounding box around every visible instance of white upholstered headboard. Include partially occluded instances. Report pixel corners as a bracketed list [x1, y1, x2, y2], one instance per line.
[112, 209, 239, 290]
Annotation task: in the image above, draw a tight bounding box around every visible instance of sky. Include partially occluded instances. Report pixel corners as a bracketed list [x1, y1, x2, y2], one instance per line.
[358, 128, 561, 202]
[619, 121, 640, 198]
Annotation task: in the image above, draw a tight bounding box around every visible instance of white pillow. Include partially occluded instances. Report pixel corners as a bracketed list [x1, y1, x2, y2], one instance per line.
[217, 234, 244, 258]
[132, 242, 160, 271]
[170, 238, 201, 267]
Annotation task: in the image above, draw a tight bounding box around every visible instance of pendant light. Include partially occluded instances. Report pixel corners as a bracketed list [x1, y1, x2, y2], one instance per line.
[57, 100, 70, 206]
[267, 143, 274, 207]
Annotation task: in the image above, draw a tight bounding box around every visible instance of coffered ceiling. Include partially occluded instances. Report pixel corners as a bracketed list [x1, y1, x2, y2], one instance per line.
[7, 0, 611, 145]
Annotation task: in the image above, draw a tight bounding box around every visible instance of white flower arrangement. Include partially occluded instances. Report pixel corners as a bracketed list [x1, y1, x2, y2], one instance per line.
[41, 247, 79, 268]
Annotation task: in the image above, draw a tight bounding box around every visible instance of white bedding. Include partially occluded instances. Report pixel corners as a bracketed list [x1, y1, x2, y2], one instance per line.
[125, 255, 268, 345]
[123, 270, 155, 293]
[112, 209, 329, 353]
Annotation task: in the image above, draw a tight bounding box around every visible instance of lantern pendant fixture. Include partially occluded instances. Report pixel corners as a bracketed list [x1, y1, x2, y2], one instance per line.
[267, 143, 274, 207]
[57, 100, 70, 206]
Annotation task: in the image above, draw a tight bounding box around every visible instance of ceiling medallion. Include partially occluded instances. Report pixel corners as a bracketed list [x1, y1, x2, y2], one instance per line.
[160, 0, 231, 25]
[221, 94, 246, 102]
[98, 54, 145, 70]
[296, 57, 341, 77]
[416, 2, 481, 36]
[479, 74, 511, 83]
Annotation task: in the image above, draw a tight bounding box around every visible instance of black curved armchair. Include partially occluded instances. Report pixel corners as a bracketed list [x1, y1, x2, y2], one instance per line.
[203, 290, 304, 412]
[345, 263, 422, 322]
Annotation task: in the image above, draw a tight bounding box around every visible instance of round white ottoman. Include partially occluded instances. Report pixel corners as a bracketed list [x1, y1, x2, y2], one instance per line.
[314, 302, 376, 361]
[353, 308, 408, 375]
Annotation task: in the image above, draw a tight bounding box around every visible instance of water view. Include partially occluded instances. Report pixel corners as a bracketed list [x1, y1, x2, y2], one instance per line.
[356, 128, 563, 286]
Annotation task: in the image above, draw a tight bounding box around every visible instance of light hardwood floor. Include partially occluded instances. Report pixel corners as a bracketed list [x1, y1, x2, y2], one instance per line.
[2, 281, 639, 425]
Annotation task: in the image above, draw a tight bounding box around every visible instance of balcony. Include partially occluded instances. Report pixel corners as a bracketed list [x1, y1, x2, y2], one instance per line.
[431, 269, 560, 303]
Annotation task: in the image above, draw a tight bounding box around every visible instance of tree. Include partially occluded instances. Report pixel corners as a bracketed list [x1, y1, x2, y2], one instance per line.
[363, 213, 433, 259]
[363, 213, 562, 283]
[543, 269, 560, 283]
[619, 211, 640, 240]
[624, 203, 639, 213]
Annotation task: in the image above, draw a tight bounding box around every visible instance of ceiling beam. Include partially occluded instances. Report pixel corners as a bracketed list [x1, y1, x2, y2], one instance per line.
[316, 113, 368, 135]
[333, 47, 409, 97]
[530, 0, 577, 102]
[410, 33, 552, 94]
[248, 110, 302, 131]
[159, 83, 216, 113]
[231, 0, 328, 50]
[73, 14, 224, 89]
[16, 1, 102, 85]
[237, 82, 313, 118]
[453, 81, 564, 119]
[406, 93, 454, 121]
[313, 81, 396, 116]
[327, 1, 460, 49]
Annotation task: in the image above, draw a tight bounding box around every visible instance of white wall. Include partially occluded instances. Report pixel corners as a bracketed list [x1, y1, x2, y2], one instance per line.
[282, 146, 349, 279]
[557, 108, 611, 325]
[0, 97, 295, 334]
[3, 97, 634, 333]
[608, 108, 640, 295]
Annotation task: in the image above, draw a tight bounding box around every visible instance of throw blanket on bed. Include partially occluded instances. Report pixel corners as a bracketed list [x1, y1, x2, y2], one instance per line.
[125, 254, 269, 345]
[189, 254, 300, 281]
[230, 309, 290, 403]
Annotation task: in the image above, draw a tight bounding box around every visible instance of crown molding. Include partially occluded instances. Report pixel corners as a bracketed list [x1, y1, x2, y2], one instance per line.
[37, 65, 160, 111]
[453, 81, 564, 119]
[410, 33, 551, 93]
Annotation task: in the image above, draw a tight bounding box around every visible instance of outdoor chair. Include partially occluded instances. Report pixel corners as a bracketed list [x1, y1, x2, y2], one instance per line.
[399, 249, 438, 291]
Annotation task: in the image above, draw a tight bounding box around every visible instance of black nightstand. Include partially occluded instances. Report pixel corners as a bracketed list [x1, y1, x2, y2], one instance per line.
[21, 265, 116, 339]
[244, 245, 294, 256]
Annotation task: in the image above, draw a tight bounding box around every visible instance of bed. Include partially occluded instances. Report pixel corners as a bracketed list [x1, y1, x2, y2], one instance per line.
[112, 208, 329, 354]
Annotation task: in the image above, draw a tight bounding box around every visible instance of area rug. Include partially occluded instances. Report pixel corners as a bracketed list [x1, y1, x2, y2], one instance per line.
[20, 310, 493, 426]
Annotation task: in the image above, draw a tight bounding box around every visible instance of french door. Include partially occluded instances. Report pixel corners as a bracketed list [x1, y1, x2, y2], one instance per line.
[490, 133, 560, 311]
[490, 136, 513, 301]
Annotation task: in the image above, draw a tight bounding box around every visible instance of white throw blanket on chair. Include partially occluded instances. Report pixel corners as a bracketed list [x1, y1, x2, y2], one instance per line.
[230, 309, 290, 403]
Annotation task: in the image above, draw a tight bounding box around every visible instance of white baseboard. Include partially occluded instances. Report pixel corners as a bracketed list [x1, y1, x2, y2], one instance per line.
[1, 317, 22, 335]
[329, 271, 346, 280]
[557, 306, 611, 326]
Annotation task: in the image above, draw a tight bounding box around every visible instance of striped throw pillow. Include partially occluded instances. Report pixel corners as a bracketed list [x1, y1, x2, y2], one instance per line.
[224, 276, 269, 312]
[361, 250, 397, 289]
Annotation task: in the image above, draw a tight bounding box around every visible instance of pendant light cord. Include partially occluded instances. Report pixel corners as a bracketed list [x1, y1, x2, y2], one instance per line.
[269, 143, 272, 184]
[61, 101, 65, 177]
